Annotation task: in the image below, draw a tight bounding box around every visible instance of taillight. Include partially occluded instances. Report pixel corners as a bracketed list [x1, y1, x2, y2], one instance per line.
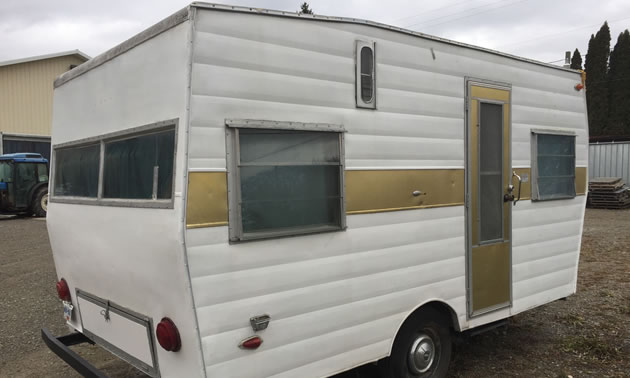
[56, 278, 71, 301]
[156, 318, 181, 352]
[239, 335, 263, 350]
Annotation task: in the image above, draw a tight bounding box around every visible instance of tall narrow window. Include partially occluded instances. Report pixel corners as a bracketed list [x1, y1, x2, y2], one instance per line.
[356, 41, 376, 109]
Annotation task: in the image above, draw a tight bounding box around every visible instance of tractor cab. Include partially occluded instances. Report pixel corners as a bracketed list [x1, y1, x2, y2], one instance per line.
[0, 153, 49, 217]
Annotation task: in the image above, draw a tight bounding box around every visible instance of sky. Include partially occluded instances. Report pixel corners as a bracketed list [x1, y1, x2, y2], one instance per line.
[2, 0, 630, 66]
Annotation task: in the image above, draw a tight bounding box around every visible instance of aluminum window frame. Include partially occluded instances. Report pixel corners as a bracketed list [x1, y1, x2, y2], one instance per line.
[355, 40, 376, 109]
[50, 119, 178, 209]
[531, 130, 577, 201]
[225, 119, 346, 242]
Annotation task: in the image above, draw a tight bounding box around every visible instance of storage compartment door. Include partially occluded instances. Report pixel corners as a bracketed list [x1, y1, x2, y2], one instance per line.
[76, 290, 159, 377]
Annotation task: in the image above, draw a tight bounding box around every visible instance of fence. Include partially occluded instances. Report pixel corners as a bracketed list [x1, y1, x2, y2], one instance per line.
[589, 141, 630, 185]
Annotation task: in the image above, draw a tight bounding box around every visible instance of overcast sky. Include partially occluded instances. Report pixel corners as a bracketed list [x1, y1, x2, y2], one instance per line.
[2, 0, 630, 66]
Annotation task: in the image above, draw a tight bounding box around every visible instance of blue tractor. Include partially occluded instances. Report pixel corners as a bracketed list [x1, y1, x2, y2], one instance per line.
[0, 153, 49, 217]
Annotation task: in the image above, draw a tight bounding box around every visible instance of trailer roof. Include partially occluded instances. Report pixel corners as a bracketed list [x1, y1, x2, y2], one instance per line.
[54, 2, 579, 88]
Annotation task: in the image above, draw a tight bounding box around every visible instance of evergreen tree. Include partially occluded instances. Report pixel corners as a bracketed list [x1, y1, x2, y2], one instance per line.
[607, 30, 630, 136]
[299, 2, 313, 14]
[570, 48, 583, 70]
[585, 22, 611, 136]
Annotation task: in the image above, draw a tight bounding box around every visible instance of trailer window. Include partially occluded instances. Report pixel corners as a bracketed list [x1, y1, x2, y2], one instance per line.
[532, 132, 576, 201]
[54, 144, 100, 197]
[228, 127, 345, 241]
[103, 129, 175, 199]
[356, 41, 376, 109]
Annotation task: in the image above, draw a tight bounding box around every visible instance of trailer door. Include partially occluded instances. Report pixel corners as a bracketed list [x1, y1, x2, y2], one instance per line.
[466, 80, 512, 317]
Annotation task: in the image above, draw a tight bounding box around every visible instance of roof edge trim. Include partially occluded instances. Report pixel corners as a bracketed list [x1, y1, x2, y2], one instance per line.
[191, 2, 579, 75]
[0, 50, 91, 68]
[54, 6, 190, 88]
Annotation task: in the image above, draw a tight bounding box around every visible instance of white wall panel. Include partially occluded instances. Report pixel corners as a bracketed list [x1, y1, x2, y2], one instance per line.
[186, 8, 588, 378]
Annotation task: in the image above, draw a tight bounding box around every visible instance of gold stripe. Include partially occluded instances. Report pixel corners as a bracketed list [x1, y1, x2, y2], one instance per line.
[345, 169, 465, 214]
[186, 172, 228, 229]
[576, 167, 587, 195]
[184, 167, 587, 229]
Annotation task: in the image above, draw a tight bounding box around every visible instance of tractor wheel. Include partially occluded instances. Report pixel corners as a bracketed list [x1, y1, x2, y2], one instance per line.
[32, 187, 48, 217]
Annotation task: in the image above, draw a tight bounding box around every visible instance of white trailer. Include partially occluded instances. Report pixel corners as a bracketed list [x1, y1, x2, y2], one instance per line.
[43, 3, 589, 378]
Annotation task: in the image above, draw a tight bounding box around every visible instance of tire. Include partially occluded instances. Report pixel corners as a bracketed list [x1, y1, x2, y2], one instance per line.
[380, 308, 452, 378]
[32, 187, 48, 217]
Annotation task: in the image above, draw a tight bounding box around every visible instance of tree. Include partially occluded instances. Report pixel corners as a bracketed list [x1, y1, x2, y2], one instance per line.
[570, 48, 583, 70]
[299, 2, 313, 14]
[585, 22, 611, 136]
[607, 30, 630, 135]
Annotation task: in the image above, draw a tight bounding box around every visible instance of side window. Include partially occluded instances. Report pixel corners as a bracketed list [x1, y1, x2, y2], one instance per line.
[51, 119, 177, 207]
[103, 130, 175, 200]
[54, 144, 100, 197]
[532, 132, 576, 201]
[356, 40, 376, 109]
[227, 124, 345, 241]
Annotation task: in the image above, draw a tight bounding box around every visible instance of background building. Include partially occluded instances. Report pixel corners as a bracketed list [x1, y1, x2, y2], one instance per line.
[0, 50, 90, 161]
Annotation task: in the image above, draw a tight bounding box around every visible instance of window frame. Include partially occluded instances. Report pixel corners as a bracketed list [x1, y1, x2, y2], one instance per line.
[225, 119, 347, 242]
[50, 119, 178, 209]
[356, 40, 376, 109]
[531, 129, 577, 201]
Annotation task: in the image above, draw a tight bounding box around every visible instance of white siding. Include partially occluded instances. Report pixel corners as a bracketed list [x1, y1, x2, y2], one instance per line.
[49, 22, 206, 378]
[186, 9, 587, 378]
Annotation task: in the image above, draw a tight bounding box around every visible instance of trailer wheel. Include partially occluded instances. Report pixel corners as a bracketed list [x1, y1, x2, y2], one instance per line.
[381, 308, 452, 378]
[32, 188, 48, 217]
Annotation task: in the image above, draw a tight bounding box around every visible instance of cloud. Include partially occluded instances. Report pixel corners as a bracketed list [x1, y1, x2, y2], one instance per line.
[1, 0, 629, 65]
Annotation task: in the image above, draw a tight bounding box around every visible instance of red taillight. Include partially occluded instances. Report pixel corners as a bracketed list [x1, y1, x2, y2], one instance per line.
[156, 318, 181, 352]
[239, 336, 263, 350]
[56, 278, 71, 301]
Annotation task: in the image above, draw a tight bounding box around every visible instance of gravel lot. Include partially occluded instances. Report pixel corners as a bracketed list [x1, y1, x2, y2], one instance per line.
[0, 209, 628, 377]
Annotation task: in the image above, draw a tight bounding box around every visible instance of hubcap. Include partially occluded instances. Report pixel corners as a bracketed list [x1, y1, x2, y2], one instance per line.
[408, 333, 435, 375]
[42, 194, 48, 212]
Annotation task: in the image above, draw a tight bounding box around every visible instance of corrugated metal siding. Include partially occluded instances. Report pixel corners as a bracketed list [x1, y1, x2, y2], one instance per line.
[589, 142, 630, 184]
[0, 55, 85, 136]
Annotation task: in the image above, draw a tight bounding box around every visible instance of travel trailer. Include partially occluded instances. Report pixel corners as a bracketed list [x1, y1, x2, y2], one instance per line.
[43, 3, 589, 378]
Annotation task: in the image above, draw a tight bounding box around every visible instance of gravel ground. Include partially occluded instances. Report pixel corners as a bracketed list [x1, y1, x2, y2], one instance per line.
[0, 209, 628, 377]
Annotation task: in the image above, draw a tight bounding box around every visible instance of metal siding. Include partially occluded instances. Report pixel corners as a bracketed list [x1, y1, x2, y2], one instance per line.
[48, 22, 206, 377]
[0, 55, 85, 136]
[186, 9, 588, 378]
[589, 142, 630, 184]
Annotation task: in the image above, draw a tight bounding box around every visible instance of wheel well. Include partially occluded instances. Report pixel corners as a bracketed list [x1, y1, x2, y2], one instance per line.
[387, 301, 460, 357]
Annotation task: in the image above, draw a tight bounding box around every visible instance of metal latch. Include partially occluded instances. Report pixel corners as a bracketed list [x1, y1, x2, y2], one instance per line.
[250, 314, 271, 332]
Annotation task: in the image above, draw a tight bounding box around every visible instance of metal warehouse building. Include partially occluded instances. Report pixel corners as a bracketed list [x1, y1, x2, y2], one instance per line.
[0, 50, 90, 161]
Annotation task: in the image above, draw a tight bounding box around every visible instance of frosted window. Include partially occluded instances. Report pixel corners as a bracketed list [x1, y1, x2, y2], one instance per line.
[237, 129, 342, 239]
[479, 103, 503, 242]
[360, 47, 374, 103]
[535, 134, 576, 200]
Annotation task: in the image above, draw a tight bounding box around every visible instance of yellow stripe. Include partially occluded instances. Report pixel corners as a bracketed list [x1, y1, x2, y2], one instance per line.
[185, 167, 587, 229]
[186, 172, 228, 229]
[344, 169, 465, 214]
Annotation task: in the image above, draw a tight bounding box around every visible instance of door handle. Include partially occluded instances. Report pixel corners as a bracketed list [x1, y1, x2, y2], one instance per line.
[511, 171, 522, 206]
